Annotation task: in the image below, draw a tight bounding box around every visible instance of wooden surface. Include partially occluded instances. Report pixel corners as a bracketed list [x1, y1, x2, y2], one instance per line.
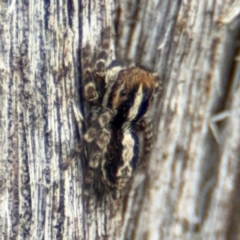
[0, 0, 240, 239]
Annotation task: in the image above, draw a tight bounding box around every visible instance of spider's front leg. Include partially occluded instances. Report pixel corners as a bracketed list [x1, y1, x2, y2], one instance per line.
[82, 44, 101, 104]
[82, 27, 113, 105]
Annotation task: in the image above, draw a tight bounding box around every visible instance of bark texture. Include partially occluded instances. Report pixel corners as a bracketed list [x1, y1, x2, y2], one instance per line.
[0, 0, 240, 239]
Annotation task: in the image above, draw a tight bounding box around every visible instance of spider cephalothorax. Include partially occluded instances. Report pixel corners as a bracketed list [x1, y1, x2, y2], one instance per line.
[67, 27, 160, 199]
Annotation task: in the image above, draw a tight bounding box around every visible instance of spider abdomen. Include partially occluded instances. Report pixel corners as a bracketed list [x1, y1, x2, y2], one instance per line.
[101, 126, 140, 191]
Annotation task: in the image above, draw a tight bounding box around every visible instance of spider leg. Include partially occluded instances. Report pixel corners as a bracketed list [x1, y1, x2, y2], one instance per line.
[62, 102, 84, 170]
[62, 141, 84, 170]
[82, 27, 113, 105]
[136, 117, 153, 153]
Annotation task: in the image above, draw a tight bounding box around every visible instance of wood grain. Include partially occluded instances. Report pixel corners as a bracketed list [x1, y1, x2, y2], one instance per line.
[0, 0, 239, 239]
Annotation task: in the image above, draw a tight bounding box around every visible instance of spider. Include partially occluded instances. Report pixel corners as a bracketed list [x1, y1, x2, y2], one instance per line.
[66, 27, 160, 199]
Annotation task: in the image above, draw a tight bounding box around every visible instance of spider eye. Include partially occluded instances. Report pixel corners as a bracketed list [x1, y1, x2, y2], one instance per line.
[120, 90, 126, 97]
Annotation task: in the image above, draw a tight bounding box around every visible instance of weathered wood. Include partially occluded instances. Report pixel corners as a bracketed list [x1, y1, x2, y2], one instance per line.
[0, 0, 240, 239]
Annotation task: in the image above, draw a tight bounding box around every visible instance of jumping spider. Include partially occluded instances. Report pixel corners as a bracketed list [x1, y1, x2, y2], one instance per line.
[66, 27, 160, 199]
